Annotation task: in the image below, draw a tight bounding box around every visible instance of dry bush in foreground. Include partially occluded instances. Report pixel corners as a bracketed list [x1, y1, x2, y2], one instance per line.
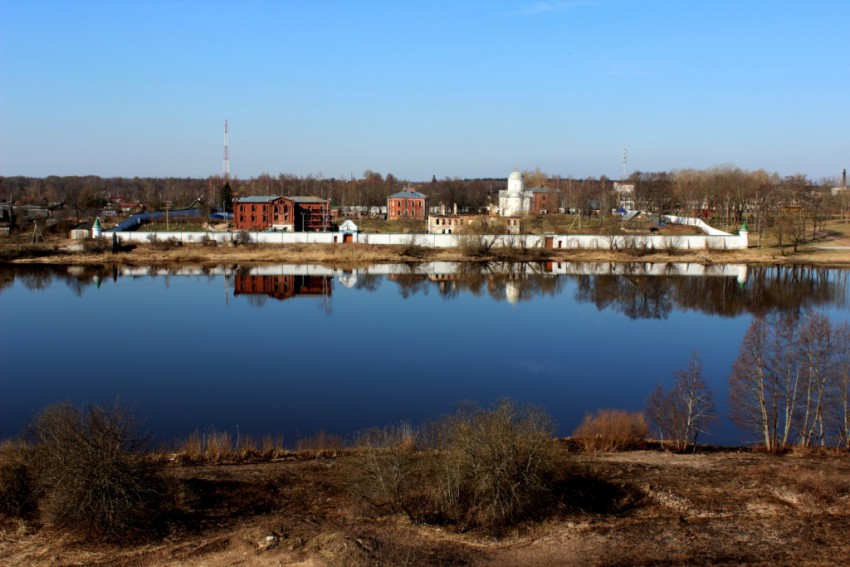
[352, 400, 564, 533]
[26, 402, 165, 540]
[0, 440, 37, 521]
[434, 400, 563, 531]
[573, 409, 648, 452]
[350, 423, 424, 520]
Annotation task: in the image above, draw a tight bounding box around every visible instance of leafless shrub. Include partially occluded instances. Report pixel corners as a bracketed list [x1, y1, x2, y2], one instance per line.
[146, 234, 182, 250]
[350, 423, 425, 521]
[663, 234, 684, 255]
[198, 233, 218, 247]
[81, 237, 109, 253]
[232, 231, 253, 247]
[26, 402, 165, 540]
[0, 440, 37, 521]
[573, 409, 648, 452]
[455, 233, 498, 257]
[397, 235, 430, 259]
[433, 400, 563, 532]
[351, 400, 563, 533]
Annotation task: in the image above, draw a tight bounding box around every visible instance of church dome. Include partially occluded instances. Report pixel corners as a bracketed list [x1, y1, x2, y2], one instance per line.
[506, 169, 524, 197]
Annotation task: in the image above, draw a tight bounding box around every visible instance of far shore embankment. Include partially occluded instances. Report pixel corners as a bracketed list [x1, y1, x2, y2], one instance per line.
[2, 237, 849, 268]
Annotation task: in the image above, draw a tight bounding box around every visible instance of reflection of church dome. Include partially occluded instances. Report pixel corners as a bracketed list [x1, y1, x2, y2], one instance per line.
[505, 281, 521, 305]
[339, 271, 358, 288]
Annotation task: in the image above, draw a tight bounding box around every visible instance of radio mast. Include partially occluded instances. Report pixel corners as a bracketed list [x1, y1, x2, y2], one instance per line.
[621, 148, 627, 181]
[222, 120, 230, 182]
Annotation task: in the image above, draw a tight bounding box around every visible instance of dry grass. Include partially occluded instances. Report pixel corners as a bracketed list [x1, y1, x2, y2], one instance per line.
[176, 430, 290, 463]
[2, 446, 850, 566]
[573, 409, 649, 452]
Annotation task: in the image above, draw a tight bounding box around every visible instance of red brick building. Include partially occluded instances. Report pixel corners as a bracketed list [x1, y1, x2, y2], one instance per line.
[527, 187, 560, 214]
[290, 196, 331, 232]
[234, 196, 295, 231]
[387, 188, 428, 220]
[234, 195, 330, 232]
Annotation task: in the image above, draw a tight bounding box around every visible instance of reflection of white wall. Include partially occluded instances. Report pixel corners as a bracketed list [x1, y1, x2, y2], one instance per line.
[116, 262, 747, 280]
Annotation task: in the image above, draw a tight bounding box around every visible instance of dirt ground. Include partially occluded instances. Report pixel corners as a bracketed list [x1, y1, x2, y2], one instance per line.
[2, 449, 849, 566]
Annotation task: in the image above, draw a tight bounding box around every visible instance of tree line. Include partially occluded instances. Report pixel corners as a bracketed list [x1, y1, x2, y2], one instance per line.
[2, 166, 847, 236]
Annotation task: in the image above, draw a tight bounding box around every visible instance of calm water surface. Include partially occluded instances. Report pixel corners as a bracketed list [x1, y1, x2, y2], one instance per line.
[1, 262, 848, 446]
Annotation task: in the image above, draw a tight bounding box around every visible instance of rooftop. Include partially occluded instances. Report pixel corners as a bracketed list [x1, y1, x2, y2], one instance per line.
[235, 196, 285, 204]
[389, 189, 428, 199]
[290, 196, 329, 204]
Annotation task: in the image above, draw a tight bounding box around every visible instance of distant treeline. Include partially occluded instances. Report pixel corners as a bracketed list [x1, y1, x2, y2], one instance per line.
[2, 166, 847, 238]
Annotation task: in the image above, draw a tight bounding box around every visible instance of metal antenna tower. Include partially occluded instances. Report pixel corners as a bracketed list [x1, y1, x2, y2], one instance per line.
[621, 148, 627, 180]
[222, 119, 230, 182]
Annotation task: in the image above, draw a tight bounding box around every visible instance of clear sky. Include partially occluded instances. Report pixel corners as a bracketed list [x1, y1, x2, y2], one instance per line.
[1, 0, 848, 182]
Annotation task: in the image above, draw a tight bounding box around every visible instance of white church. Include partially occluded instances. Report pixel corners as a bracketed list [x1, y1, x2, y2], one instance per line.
[497, 169, 560, 218]
[498, 170, 530, 217]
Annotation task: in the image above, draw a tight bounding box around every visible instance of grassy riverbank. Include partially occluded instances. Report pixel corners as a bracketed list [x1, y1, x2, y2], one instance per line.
[2, 228, 849, 268]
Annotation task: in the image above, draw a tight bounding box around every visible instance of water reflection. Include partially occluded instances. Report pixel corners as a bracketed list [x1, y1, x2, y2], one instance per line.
[233, 274, 333, 302]
[1, 262, 847, 318]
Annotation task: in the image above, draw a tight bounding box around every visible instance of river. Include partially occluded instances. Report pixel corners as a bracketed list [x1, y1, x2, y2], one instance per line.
[1, 262, 848, 447]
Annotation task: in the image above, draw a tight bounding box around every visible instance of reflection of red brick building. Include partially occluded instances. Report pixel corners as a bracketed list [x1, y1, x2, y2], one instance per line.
[234, 196, 294, 231]
[387, 188, 428, 220]
[234, 195, 331, 232]
[233, 274, 332, 301]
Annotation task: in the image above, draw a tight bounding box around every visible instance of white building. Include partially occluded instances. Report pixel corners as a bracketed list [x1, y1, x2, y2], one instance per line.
[613, 182, 635, 210]
[498, 170, 531, 217]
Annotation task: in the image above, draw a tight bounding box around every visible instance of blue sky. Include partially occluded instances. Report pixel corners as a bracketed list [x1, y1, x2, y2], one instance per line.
[1, 0, 847, 181]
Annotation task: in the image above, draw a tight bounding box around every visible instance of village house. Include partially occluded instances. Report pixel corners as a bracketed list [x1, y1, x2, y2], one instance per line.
[387, 188, 428, 220]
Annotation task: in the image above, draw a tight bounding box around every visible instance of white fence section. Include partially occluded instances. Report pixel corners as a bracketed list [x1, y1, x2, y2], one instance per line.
[103, 217, 748, 251]
[663, 215, 733, 237]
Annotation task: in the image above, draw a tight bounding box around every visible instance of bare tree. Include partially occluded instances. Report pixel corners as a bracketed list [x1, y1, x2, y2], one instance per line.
[647, 353, 715, 451]
[796, 312, 834, 447]
[834, 321, 850, 450]
[730, 316, 784, 451]
[730, 312, 850, 451]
